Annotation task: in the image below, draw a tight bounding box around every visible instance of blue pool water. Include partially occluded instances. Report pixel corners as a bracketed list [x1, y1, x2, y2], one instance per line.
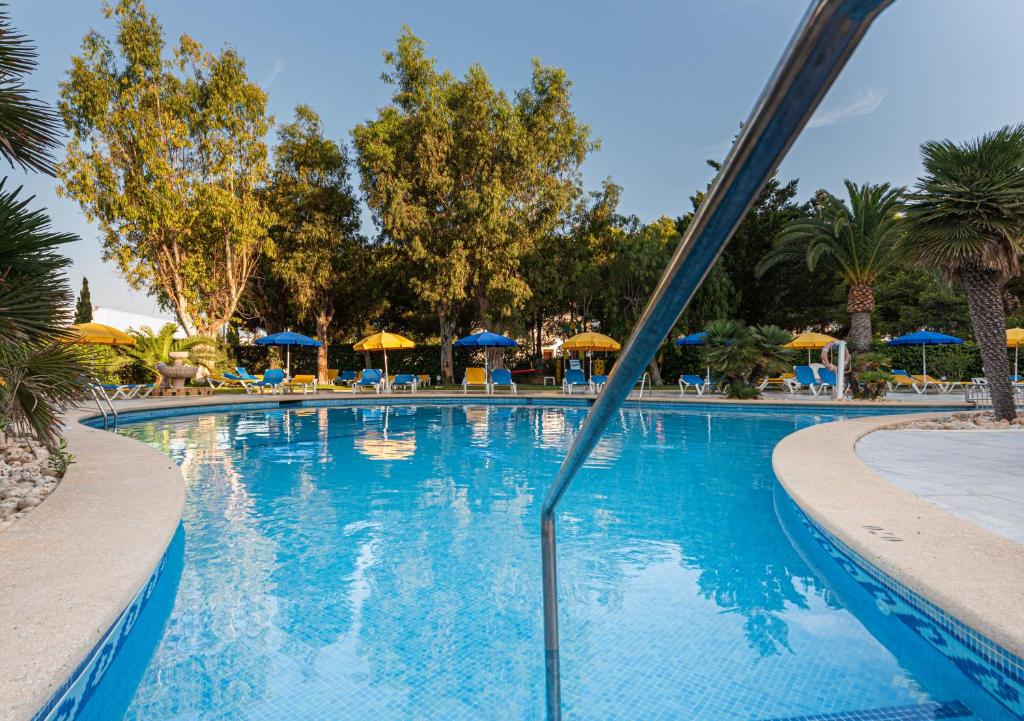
[91, 403, 1009, 720]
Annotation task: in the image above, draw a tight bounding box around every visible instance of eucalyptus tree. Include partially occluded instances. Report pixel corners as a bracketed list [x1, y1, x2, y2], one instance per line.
[353, 29, 595, 380]
[901, 125, 1024, 421]
[757, 181, 904, 353]
[57, 0, 274, 337]
[0, 9, 84, 446]
[268, 105, 366, 382]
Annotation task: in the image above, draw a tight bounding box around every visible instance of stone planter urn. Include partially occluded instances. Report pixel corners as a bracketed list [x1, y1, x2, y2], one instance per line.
[157, 351, 200, 390]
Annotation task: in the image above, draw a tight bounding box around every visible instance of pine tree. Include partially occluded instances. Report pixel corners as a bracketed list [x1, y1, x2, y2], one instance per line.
[74, 277, 92, 323]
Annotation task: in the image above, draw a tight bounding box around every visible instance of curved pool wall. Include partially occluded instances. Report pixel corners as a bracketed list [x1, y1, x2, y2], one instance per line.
[59, 398, 1018, 721]
[776, 488, 1023, 721]
[32, 526, 184, 721]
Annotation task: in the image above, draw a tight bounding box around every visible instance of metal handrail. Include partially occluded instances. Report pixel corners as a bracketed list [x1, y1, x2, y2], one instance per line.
[88, 384, 109, 428]
[89, 378, 118, 429]
[538, 2, 893, 719]
[636, 371, 650, 400]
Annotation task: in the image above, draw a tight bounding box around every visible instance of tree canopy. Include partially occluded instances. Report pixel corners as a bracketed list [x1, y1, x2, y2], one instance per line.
[352, 28, 595, 379]
[57, 0, 274, 336]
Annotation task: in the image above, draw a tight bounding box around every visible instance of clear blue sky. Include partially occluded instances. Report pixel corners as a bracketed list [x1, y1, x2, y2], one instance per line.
[9, 0, 1024, 318]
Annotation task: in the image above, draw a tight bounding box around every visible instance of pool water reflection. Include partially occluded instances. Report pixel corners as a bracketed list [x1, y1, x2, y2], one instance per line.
[105, 404, 995, 721]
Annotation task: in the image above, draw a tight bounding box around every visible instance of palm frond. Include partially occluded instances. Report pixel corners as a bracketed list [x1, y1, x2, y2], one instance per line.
[0, 180, 77, 345]
[0, 9, 61, 174]
[0, 342, 87, 448]
[902, 124, 1024, 281]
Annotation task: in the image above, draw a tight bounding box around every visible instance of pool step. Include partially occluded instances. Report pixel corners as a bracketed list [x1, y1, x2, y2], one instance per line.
[759, 700, 972, 721]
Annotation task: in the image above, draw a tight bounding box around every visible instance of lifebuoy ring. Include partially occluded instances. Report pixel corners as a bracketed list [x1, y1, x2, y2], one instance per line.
[821, 341, 852, 372]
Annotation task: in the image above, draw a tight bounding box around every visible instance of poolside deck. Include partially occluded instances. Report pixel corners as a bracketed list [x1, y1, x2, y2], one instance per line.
[858, 429, 1024, 545]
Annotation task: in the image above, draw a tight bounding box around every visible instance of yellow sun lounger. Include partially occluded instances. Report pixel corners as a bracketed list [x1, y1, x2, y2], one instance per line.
[463, 367, 488, 393]
[285, 374, 317, 394]
[888, 374, 924, 393]
[911, 374, 949, 393]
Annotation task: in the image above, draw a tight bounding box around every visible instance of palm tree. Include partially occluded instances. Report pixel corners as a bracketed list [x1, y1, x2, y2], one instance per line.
[0, 10, 84, 447]
[756, 181, 904, 353]
[703, 319, 794, 398]
[901, 125, 1024, 421]
[118, 324, 221, 383]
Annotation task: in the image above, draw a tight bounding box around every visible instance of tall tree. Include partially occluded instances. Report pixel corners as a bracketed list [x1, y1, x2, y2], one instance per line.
[603, 216, 678, 383]
[57, 0, 274, 337]
[353, 29, 594, 380]
[901, 125, 1024, 420]
[267, 105, 366, 382]
[0, 9, 84, 446]
[756, 181, 903, 353]
[74, 276, 92, 323]
[679, 166, 833, 334]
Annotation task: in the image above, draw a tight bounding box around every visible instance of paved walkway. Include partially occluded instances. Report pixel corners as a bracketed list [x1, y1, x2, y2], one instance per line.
[857, 429, 1024, 544]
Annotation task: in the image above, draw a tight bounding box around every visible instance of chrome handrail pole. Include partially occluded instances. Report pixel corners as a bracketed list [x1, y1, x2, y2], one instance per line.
[539, 2, 893, 719]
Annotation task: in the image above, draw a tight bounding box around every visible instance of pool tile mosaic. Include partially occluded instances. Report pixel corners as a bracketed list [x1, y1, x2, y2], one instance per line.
[64, 403, 1013, 720]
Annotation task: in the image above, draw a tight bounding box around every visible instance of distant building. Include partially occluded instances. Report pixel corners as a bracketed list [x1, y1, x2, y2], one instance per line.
[91, 307, 185, 338]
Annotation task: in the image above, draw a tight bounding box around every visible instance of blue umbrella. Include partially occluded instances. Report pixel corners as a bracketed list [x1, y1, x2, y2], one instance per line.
[675, 331, 707, 346]
[454, 331, 518, 383]
[888, 331, 963, 378]
[256, 331, 322, 377]
[675, 331, 710, 381]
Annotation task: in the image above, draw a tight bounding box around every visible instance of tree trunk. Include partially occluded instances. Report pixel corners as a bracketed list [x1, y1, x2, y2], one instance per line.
[962, 267, 1016, 420]
[315, 311, 331, 384]
[846, 283, 874, 354]
[173, 300, 200, 337]
[647, 357, 663, 386]
[439, 309, 456, 384]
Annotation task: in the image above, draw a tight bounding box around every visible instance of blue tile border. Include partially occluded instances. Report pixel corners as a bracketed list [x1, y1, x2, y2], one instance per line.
[792, 505, 1024, 719]
[31, 526, 183, 721]
[82, 395, 962, 430]
[759, 700, 972, 721]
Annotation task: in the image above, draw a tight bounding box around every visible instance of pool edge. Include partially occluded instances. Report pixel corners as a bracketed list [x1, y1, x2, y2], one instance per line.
[0, 409, 185, 721]
[773, 413, 1024, 668]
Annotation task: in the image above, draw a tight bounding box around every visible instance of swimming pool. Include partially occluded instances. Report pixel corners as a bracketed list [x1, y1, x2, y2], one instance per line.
[74, 402, 1015, 720]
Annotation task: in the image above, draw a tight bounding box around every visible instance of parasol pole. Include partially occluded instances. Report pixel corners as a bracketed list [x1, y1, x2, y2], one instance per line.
[286, 345, 291, 378]
[384, 348, 390, 391]
[922, 344, 926, 378]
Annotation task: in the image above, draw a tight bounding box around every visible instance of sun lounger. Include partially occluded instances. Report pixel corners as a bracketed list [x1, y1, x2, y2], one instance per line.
[490, 368, 517, 394]
[334, 370, 358, 387]
[562, 368, 589, 394]
[911, 374, 949, 393]
[887, 373, 923, 393]
[679, 374, 710, 395]
[790, 365, 829, 395]
[418, 374, 431, 387]
[817, 368, 840, 394]
[392, 373, 419, 392]
[352, 369, 384, 393]
[463, 367, 488, 393]
[285, 374, 317, 394]
[250, 368, 285, 394]
[590, 374, 608, 393]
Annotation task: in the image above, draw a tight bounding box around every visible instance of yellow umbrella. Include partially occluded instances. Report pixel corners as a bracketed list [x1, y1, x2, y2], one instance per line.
[354, 332, 416, 387]
[1008, 328, 1024, 378]
[562, 332, 620, 377]
[562, 332, 621, 352]
[65, 322, 136, 346]
[783, 331, 837, 363]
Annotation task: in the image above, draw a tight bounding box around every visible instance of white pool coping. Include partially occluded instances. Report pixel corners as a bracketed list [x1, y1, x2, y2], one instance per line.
[773, 412, 1024, 660]
[0, 409, 185, 721]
